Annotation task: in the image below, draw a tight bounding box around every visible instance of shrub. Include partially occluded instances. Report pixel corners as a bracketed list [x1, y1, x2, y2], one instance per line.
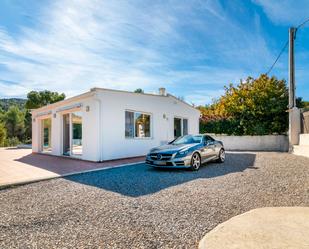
[3, 137, 20, 147]
[198, 74, 289, 135]
[200, 118, 243, 135]
[0, 122, 7, 146]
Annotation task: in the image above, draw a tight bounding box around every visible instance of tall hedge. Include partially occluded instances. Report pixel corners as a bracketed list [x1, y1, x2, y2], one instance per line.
[199, 74, 289, 135]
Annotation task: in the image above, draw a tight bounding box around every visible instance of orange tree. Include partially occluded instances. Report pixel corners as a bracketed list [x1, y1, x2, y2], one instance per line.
[199, 74, 289, 135]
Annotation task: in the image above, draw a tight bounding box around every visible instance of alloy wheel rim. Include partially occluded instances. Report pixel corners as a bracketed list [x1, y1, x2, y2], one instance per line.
[220, 150, 225, 161]
[192, 154, 200, 169]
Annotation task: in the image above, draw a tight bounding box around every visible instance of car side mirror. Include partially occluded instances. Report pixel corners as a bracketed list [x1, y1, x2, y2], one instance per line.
[204, 140, 213, 146]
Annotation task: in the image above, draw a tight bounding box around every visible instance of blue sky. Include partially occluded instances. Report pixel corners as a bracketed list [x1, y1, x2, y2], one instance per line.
[0, 0, 309, 105]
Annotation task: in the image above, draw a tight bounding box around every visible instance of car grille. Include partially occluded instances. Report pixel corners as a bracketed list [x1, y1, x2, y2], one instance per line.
[175, 161, 185, 166]
[150, 153, 173, 161]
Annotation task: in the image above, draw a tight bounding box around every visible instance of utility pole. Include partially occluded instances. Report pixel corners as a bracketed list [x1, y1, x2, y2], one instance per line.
[288, 27, 300, 149]
[289, 27, 296, 108]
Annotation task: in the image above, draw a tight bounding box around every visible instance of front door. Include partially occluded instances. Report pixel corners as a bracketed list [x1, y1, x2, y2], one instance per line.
[174, 118, 182, 138]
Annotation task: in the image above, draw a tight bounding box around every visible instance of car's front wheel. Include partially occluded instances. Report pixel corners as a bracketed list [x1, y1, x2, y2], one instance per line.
[190, 152, 201, 171]
[217, 149, 225, 163]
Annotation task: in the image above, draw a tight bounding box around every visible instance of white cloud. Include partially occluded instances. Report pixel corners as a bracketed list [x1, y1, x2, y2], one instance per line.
[0, 81, 28, 97]
[0, 0, 274, 101]
[185, 89, 225, 106]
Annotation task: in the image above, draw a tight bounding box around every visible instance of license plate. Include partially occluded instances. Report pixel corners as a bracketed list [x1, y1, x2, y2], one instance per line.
[154, 161, 166, 165]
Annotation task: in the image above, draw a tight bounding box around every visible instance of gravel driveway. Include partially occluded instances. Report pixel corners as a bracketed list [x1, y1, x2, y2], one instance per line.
[1, 152, 309, 248]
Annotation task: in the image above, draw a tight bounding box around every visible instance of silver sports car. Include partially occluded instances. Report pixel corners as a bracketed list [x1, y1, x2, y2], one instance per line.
[146, 134, 225, 170]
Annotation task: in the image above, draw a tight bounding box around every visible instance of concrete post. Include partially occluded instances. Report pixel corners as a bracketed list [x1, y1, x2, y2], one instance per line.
[288, 27, 300, 151]
[289, 107, 301, 150]
[288, 28, 296, 109]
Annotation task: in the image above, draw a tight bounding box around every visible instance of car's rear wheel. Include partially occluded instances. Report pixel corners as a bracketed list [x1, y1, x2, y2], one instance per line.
[190, 152, 201, 171]
[217, 149, 225, 163]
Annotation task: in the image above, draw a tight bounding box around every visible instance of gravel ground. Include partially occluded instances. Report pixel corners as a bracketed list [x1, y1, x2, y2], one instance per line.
[0, 152, 309, 249]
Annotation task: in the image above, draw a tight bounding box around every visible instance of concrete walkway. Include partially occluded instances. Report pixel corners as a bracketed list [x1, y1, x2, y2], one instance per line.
[0, 148, 144, 188]
[199, 207, 309, 249]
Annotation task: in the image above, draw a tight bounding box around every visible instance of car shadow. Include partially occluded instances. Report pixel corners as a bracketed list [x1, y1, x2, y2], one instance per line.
[65, 152, 256, 197]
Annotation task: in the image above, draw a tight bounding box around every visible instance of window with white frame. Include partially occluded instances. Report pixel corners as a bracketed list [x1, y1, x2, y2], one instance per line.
[174, 117, 188, 138]
[125, 111, 151, 138]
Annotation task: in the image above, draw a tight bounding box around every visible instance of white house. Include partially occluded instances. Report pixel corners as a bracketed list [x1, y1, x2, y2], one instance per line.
[31, 88, 200, 162]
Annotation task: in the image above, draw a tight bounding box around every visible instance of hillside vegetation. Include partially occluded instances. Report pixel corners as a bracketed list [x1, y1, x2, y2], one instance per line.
[0, 98, 26, 112]
[0, 91, 65, 146]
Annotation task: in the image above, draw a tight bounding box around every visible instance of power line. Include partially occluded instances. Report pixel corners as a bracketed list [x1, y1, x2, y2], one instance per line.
[265, 17, 309, 75]
[296, 17, 309, 29]
[265, 40, 288, 75]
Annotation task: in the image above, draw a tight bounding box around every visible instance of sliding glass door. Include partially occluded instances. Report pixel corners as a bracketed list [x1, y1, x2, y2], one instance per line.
[62, 112, 83, 156]
[72, 112, 82, 155]
[63, 114, 70, 156]
[41, 118, 52, 152]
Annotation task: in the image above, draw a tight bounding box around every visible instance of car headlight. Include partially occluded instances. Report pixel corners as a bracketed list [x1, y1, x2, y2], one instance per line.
[176, 150, 189, 157]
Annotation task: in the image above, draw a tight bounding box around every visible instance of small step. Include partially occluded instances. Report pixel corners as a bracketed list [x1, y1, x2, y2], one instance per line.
[292, 145, 309, 158]
[299, 134, 309, 146]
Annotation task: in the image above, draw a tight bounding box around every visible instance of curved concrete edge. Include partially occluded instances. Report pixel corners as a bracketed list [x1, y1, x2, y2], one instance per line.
[199, 207, 309, 249]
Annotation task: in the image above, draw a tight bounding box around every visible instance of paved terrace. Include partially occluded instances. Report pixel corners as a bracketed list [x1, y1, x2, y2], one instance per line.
[0, 148, 144, 188]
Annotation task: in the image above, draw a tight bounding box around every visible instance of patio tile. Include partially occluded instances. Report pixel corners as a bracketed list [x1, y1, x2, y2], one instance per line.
[0, 148, 144, 187]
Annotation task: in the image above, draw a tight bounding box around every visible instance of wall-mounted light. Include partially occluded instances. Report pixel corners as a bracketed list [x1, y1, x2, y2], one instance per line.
[86, 106, 90, 112]
[53, 113, 56, 118]
[33, 118, 36, 122]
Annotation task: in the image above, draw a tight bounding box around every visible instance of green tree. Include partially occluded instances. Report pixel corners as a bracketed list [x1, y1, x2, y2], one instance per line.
[24, 110, 32, 140]
[134, 88, 144, 93]
[3, 106, 25, 139]
[199, 74, 289, 135]
[0, 122, 7, 146]
[296, 97, 309, 109]
[25, 90, 65, 109]
[0, 107, 4, 122]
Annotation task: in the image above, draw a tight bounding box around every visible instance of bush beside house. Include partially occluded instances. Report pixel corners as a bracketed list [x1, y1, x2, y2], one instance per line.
[198, 74, 295, 135]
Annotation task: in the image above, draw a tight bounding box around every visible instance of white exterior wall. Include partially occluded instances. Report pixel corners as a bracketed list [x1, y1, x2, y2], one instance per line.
[98, 90, 200, 160]
[211, 134, 288, 152]
[32, 89, 200, 162]
[32, 92, 101, 161]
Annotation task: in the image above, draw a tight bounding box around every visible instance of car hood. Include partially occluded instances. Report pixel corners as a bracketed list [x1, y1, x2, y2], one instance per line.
[150, 143, 197, 154]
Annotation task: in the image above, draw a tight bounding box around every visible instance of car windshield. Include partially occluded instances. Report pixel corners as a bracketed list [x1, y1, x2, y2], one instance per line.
[172, 135, 203, 145]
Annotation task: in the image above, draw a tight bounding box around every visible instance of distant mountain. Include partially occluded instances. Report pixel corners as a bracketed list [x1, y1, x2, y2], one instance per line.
[0, 98, 27, 111]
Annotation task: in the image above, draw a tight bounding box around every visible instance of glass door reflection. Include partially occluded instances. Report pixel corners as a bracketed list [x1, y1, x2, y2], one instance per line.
[41, 118, 52, 152]
[72, 112, 82, 155]
[62, 112, 83, 156]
